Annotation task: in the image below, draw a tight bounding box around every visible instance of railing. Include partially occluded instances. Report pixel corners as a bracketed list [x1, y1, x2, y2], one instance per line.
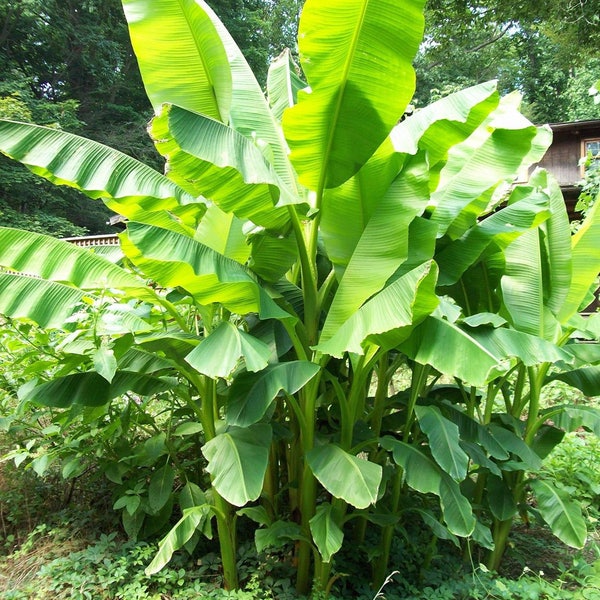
[61, 234, 120, 247]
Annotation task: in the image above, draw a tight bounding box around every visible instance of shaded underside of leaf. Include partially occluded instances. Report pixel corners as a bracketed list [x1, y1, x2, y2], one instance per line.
[306, 444, 381, 509]
[202, 424, 272, 506]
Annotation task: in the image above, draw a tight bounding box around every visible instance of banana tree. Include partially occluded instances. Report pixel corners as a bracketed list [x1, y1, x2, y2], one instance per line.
[1, 0, 599, 594]
[397, 166, 600, 570]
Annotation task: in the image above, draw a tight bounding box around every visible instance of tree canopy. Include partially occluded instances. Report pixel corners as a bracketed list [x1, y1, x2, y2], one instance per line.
[0, 0, 598, 236]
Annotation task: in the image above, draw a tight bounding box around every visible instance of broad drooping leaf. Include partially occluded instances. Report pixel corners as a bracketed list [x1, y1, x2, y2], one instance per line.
[435, 189, 550, 286]
[320, 82, 500, 277]
[306, 444, 382, 509]
[399, 316, 507, 387]
[0, 227, 145, 291]
[544, 404, 600, 436]
[150, 105, 294, 230]
[316, 261, 438, 357]
[309, 503, 344, 563]
[429, 97, 551, 238]
[415, 405, 469, 481]
[380, 437, 475, 536]
[121, 223, 289, 319]
[145, 505, 213, 575]
[284, 0, 425, 191]
[226, 361, 320, 427]
[185, 322, 271, 379]
[321, 152, 432, 341]
[202, 424, 272, 506]
[0, 121, 196, 220]
[0, 274, 88, 330]
[530, 479, 587, 548]
[194, 0, 299, 191]
[122, 0, 232, 123]
[18, 371, 175, 408]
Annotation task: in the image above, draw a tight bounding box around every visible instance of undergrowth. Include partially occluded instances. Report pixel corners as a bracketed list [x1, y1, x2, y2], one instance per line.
[1, 393, 599, 599]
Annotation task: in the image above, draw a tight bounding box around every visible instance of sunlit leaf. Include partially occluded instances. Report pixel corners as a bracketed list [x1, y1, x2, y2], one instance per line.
[185, 322, 271, 379]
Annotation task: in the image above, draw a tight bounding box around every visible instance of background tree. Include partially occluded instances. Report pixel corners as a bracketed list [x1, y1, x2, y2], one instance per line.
[0, 0, 302, 236]
[416, 0, 600, 123]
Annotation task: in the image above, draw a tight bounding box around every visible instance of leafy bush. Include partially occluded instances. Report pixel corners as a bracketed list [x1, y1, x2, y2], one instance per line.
[0, 0, 600, 595]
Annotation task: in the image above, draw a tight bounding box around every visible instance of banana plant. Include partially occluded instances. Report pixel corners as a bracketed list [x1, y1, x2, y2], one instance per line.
[1, 0, 599, 594]
[398, 168, 600, 570]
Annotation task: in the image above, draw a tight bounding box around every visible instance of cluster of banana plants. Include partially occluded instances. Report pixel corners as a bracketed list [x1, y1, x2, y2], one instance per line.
[1, 0, 599, 594]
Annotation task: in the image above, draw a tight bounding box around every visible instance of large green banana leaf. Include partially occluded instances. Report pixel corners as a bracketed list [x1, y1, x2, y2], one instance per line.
[149, 105, 293, 230]
[309, 504, 343, 563]
[226, 361, 320, 427]
[501, 228, 561, 340]
[321, 82, 498, 292]
[145, 505, 213, 576]
[207, 6, 298, 191]
[142, 0, 298, 192]
[320, 143, 406, 277]
[122, 0, 231, 123]
[19, 371, 175, 408]
[558, 195, 600, 322]
[429, 99, 551, 239]
[436, 189, 550, 286]
[306, 444, 382, 509]
[121, 223, 290, 320]
[321, 152, 431, 342]
[0, 227, 144, 291]
[415, 405, 469, 481]
[391, 82, 499, 165]
[401, 315, 569, 387]
[530, 479, 587, 548]
[202, 424, 272, 506]
[467, 326, 570, 367]
[534, 170, 573, 315]
[267, 50, 305, 124]
[283, 0, 425, 191]
[195, 205, 250, 265]
[380, 437, 475, 536]
[316, 261, 438, 357]
[0, 273, 88, 329]
[0, 120, 196, 220]
[399, 316, 507, 387]
[546, 366, 600, 397]
[184, 321, 271, 379]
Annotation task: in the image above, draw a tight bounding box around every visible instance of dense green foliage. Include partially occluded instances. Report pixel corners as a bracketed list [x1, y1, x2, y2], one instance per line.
[416, 0, 600, 123]
[0, 0, 300, 236]
[1, 424, 599, 599]
[0, 0, 599, 597]
[1, 0, 598, 236]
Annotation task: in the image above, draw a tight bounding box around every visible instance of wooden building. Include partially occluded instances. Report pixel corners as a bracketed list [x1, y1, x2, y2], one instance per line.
[537, 119, 600, 219]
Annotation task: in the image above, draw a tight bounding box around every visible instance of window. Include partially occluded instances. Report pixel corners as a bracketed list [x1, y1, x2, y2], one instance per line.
[581, 138, 600, 174]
